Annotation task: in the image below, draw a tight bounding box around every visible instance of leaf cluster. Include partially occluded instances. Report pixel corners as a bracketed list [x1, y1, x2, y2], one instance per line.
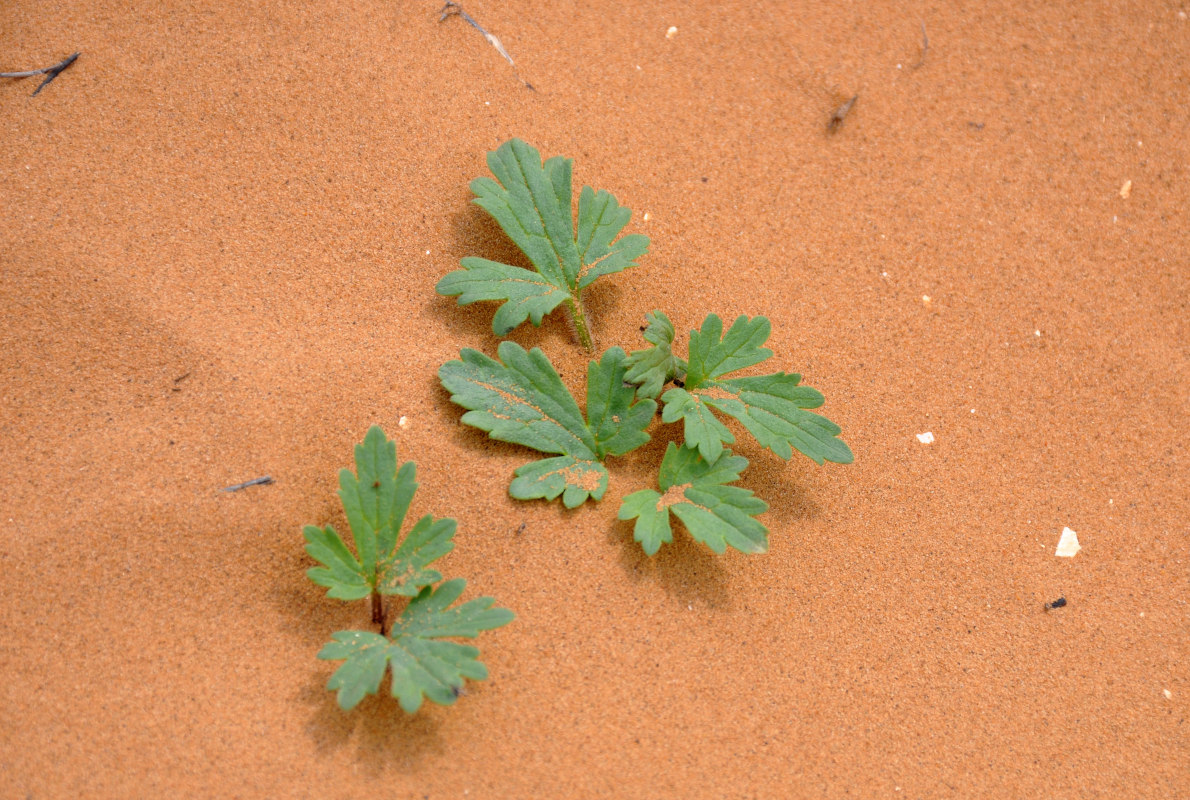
[305, 426, 513, 712]
[434, 139, 852, 557]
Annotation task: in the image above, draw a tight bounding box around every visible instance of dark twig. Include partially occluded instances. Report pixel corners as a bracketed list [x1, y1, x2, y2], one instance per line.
[910, 23, 928, 70]
[1, 52, 79, 96]
[221, 475, 274, 492]
[438, 2, 534, 90]
[827, 94, 858, 133]
[1044, 597, 1067, 611]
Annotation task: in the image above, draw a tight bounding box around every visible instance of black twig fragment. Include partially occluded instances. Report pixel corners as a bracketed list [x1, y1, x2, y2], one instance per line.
[1044, 597, 1067, 611]
[910, 23, 928, 70]
[827, 94, 858, 133]
[1, 52, 79, 96]
[221, 476, 274, 492]
[438, 2, 534, 90]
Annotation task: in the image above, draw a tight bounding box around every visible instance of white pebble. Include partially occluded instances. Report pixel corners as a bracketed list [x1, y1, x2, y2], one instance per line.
[916, 432, 934, 444]
[1055, 527, 1081, 557]
[666, 26, 678, 39]
[398, 416, 409, 429]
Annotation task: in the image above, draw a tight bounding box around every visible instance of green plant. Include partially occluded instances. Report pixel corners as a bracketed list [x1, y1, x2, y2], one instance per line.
[436, 138, 649, 351]
[304, 426, 513, 711]
[618, 443, 769, 555]
[438, 311, 849, 554]
[625, 311, 854, 466]
[435, 139, 852, 557]
[438, 343, 655, 507]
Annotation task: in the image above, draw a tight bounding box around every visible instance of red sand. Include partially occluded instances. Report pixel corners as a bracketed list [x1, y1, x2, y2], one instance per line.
[2, 1, 1186, 797]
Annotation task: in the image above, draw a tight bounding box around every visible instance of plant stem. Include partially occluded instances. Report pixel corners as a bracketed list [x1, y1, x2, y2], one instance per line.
[371, 590, 386, 634]
[565, 295, 594, 351]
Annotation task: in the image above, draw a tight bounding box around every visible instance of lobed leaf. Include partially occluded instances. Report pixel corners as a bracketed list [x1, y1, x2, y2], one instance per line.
[304, 426, 456, 600]
[436, 139, 649, 337]
[319, 579, 515, 712]
[618, 443, 769, 556]
[624, 310, 687, 399]
[660, 314, 854, 465]
[439, 342, 656, 507]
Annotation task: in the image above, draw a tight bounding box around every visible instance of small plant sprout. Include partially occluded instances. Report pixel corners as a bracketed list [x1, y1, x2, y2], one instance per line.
[436, 139, 650, 351]
[304, 426, 513, 711]
[626, 312, 854, 466]
[623, 310, 686, 399]
[439, 343, 656, 507]
[618, 443, 769, 555]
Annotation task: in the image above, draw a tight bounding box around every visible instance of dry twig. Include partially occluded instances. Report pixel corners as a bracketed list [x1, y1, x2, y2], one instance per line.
[221, 476, 274, 492]
[910, 23, 929, 70]
[439, 2, 534, 90]
[1, 52, 79, 96]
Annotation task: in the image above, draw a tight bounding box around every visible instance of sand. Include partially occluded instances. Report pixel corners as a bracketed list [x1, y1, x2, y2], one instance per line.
[2, 0, 1187, 797]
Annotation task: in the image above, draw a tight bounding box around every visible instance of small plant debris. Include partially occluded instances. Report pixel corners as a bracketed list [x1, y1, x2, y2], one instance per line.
[1, 52, 79, 96]
[221, 476, 274, 492]
[1044, 597, 1067, 611]
[438, 2, 534, 90]
[828, 94, 858, 133]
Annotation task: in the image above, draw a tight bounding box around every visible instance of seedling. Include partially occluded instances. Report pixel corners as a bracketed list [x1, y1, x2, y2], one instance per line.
[436, 139, 649, 351]
[434, 140, 852, 557]
[438, 343, 655, 507]
[304, 426, 513, 711]
[625, 311, 854, 466]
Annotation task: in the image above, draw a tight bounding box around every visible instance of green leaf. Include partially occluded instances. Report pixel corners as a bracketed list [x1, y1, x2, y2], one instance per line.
[618, 443, 769, 555]
[439, 342, 656, 507]
[319, 579, 515, 712]
[660, 314, 854, 465]
[304, 426, 456, 600]
[624, 310, 687, 399]
[436, 139, 648, 340]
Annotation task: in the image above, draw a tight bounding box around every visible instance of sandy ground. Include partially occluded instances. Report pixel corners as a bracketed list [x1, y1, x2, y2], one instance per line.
[2, 1, 1187, 797]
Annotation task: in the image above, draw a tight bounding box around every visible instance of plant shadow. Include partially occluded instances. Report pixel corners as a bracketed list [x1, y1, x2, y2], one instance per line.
[606, 436, 825, 611]
[301, 679, 446, 773]
[609, 515, 734, 610]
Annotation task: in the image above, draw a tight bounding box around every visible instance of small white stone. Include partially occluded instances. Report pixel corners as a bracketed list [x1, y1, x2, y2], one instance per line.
[922, 295, 931, 304]
[1035, 330, 1041, 337]
[1164, 689, 1172, 699]
[425, 250, 431, 255]
[398, 416, 409, 429]
[666, 26, 678, 39]
[643, 212, 650, 221]
[916, 432, 935, 444]
[1055, 527, 1081, 557]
